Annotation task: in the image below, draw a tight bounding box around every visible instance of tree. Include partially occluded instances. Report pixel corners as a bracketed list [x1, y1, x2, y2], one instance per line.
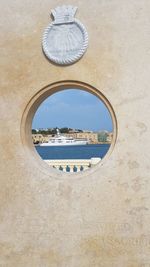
[32, 129, 37, 134]
[60, 127, 69, 133]
[98, 131, 108, 143]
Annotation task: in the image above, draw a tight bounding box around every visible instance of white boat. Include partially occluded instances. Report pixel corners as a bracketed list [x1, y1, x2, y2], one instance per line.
[40, 129, 88, 146]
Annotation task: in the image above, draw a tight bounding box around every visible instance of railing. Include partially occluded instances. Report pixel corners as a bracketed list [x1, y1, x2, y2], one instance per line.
[44, 157, 101, 172]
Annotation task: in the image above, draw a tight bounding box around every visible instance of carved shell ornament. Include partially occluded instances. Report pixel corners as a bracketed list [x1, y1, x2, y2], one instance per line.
[42, 5, 88, 65]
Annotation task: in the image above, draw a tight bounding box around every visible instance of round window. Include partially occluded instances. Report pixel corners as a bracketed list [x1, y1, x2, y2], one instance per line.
[21, 81, 117, 175]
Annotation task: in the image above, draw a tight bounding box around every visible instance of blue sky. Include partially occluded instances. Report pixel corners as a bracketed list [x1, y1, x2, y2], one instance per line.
[32, 89, 113, 132]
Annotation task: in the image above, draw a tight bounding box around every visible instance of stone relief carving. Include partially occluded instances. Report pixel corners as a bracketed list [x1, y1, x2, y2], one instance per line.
[42, 5, 88, 65]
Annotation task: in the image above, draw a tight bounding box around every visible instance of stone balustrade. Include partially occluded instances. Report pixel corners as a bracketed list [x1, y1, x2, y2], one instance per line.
[44, 157, 101, 172]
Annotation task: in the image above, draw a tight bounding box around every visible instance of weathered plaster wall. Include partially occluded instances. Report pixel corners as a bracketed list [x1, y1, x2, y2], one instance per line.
[1, 0, 150, 266]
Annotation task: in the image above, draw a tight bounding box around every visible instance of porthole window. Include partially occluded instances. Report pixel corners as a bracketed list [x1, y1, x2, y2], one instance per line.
[27, 82, 117, 173]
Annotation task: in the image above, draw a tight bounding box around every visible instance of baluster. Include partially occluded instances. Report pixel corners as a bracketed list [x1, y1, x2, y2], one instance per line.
[62, 165, 66, 172]
[83, 165, 89, 171]
[55, 165, 60, 170]
[69, 165, 74, 172]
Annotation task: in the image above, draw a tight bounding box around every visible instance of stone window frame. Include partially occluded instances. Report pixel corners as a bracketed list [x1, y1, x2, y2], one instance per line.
[21, 80, 117, 179]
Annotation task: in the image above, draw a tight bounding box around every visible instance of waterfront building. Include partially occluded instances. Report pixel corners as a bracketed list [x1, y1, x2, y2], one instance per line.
[32, 131, 113, 144]
[64, 132, 98, 144]
[32, 134, 49, 144]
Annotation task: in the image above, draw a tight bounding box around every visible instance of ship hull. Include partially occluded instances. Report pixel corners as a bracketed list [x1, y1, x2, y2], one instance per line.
[40, 141, 88, 146]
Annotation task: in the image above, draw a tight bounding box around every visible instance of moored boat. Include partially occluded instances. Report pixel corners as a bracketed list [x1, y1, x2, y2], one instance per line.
[40, 128, 88, 146]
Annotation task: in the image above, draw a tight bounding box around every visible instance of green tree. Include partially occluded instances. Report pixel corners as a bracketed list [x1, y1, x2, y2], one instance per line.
[60, 127, 69, 133]
[98, 131, 108, 143]
[32, 129, 37, 134]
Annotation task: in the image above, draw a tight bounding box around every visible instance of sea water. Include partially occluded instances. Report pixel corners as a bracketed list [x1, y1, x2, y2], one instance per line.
[35, 144, 110, 160]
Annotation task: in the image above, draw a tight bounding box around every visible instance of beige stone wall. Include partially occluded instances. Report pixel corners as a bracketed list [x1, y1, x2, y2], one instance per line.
[76, 132, 98, 143]
[1, 0, 150, 266]
[66, 132, 98, 143]
[32, 134, 50, 143]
